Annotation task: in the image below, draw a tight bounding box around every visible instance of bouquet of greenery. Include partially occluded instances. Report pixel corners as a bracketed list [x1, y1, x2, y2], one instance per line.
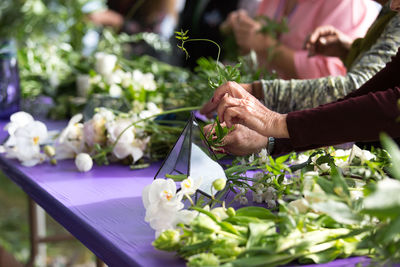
[144, 136, 400, 267]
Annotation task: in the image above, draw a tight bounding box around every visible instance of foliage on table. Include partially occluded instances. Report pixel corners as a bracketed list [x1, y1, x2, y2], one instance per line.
[144, 137, 400, 266]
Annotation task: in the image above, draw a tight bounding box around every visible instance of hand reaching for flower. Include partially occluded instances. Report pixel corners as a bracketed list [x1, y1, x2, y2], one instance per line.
[204, 123, 269, 156]
[201, 82, 289, 138]
[304, 25, 352, 60]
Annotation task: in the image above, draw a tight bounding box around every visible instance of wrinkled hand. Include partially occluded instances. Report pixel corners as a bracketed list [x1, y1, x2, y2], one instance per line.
[200, 82, 252, 118]
[204, 123, 269, 156]
[202, 82, 289, 138]
[304, 25, 352, 59]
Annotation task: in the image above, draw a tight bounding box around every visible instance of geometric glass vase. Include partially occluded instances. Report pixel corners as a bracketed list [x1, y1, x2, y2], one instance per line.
[154, 112, 227, 197]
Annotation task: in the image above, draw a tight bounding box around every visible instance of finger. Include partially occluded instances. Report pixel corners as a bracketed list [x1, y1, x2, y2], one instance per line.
[200, 100, 217, 118]
[203, 124, 215, 138]
[223, 106, 245, 128]
[213, 81, 248, 105]
[216, 93, 245, 123]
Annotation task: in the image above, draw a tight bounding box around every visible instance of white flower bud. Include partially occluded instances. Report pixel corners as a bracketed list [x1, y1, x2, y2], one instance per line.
[75, 153, 93, 172]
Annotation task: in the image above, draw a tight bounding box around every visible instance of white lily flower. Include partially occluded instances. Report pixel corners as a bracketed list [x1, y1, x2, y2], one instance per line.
[95, 52, 117, 76]
[12, 121, 48, 166]
[75, 153, 93, 172]
[76, 74, 91, 97]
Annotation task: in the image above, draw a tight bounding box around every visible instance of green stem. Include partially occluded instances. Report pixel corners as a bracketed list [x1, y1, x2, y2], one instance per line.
[111, 106, 201, 151]
[185, 39, 221, 64]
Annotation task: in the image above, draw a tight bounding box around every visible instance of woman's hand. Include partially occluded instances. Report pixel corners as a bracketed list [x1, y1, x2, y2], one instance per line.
[230, 10, 269, 54]
[304, 25, 352, 59]
[204, 124, 269, 156]
[202, 82, 289, 138]
[200, 82, 252, 118]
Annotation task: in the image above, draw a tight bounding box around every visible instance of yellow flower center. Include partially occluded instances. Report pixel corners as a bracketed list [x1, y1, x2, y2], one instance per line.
[163, 190, 173, 201]
[33, 136, 39, 145]
[183, 179, 192, 189]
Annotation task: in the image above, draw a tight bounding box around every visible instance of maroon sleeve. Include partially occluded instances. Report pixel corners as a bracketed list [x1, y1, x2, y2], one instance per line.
[273, 87, 400, 155]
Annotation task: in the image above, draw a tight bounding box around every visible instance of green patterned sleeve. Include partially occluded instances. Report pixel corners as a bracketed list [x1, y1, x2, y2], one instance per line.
[261, 15, 400, 114]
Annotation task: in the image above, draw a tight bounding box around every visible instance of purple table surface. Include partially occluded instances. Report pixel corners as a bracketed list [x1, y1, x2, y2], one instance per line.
[0, 120, 372, 267]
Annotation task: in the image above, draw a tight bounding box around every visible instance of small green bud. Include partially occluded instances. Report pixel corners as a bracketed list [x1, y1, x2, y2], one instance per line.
[226, 207, 236, 217]
[212, 178, 226, 191]
[43, 145, 56, 157]
[187, 253, 220, 267]
[50, 158, 57, 165]
[152, 229, 180, 252]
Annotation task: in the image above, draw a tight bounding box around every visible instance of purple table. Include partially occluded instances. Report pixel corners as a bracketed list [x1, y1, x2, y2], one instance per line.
[0, 120, 371, 267]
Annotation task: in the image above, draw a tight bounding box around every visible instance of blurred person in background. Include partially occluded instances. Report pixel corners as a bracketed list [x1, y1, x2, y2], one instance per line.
[240, 0, 400, 115]
[89, 0, 184, 39]
[222, 0, 380, 79]
[177, 0, 261, 69]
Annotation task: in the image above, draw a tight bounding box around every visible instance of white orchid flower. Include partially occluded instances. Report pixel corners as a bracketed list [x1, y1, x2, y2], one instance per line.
[107, 119, 149, 163]
[12, 121, 48, 166]
[94, 52, 117, 76]
[55, 114, 85, 160]
[4, 111, 34, 146]
[76, 74, 91, 97]
[142, 179, 185, 234]
[75, 153, 93, 172]
[179, 176, 202, 196]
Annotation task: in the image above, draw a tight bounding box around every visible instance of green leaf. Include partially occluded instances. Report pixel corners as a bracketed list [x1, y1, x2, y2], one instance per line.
[331, 166, 350, 198]
[165, 174, 188, 181]
[316, 177, 335, 195]
[363, 178, 400, 218]
[276, 154, 290, 164]
[246, 222, 276, 248]
[312, 200, 361, 225]
[381, 133, 400, 179]
[225, 253, 298, 267]
[235, 206, 276, 220]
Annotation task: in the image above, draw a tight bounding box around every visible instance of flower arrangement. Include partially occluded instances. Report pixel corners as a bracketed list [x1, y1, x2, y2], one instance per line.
[143, 136, 400, 266]
[0, 102, 194, 170]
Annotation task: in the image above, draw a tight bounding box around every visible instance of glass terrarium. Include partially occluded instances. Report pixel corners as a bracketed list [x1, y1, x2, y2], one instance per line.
[154, 112, 227, 198]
